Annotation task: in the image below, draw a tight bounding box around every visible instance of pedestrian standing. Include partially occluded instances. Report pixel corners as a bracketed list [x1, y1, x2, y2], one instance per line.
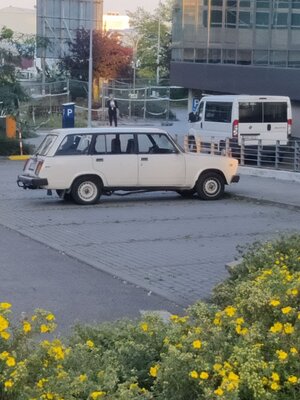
[107, 94, 118, 127]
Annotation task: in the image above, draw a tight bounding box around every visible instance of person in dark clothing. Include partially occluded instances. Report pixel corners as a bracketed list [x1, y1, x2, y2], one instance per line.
[107, 94, 118, 127]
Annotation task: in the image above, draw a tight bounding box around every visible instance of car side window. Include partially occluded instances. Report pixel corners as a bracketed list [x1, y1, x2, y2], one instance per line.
[104, 134, 135, 154]
[94, 134, 106, 154]
[140, 133, 177, 154]
[56, 134, 92, 155]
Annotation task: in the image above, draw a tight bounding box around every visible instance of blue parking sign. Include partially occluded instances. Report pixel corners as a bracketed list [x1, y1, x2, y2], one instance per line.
[62, 102, 75, 128]
[192, 98, 200, 113]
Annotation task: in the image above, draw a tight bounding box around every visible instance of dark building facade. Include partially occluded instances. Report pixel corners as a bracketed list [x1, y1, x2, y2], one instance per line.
[170, 0, 300, 100]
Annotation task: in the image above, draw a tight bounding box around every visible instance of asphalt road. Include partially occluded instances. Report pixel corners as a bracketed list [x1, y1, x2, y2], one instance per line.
[1, 159, 300, 333]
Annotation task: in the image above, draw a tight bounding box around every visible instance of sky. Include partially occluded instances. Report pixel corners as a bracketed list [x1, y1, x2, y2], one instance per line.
[0, 0, 159, 14]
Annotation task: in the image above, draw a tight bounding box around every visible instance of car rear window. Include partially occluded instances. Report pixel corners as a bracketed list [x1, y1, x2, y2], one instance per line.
[35, 134, 58, 156]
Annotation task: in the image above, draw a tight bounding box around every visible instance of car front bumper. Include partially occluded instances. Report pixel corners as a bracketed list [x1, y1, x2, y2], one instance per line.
[17, 175, 48, 189]
[231, 175, 240, 183]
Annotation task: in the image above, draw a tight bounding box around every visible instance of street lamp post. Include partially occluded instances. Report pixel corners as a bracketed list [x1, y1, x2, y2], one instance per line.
[87, 0, 93, 127]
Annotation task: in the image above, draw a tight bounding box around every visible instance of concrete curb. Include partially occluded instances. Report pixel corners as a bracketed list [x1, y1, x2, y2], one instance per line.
[239, 166, 300, 182]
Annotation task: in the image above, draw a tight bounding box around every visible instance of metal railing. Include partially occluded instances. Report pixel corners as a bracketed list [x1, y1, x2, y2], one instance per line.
[184, 136, 300, 172]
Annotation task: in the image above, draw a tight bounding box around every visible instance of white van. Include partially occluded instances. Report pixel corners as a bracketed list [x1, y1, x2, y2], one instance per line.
[189, 95, 292, 147]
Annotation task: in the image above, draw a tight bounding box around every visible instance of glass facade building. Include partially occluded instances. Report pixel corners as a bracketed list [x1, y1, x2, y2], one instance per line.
[170, 0, 300, 99]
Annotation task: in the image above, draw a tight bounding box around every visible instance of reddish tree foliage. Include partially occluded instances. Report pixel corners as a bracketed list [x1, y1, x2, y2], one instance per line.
[59, 28, 133, 81]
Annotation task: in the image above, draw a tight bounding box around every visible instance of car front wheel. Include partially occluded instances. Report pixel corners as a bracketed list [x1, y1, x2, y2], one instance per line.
[196, 172, 225, 200]
[71, 176, 102, 205]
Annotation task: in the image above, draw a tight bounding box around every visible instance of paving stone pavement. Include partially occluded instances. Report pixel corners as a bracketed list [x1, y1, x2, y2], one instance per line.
[1, 159, 300, 309]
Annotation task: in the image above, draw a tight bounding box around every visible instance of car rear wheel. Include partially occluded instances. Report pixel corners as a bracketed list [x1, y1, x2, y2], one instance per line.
[71, 176, 102, 205]
[196, 172, 224, 200]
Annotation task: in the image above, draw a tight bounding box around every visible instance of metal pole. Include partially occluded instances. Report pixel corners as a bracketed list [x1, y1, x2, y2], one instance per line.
[156, 15, 161, 85]
[87, 0, 93, 127]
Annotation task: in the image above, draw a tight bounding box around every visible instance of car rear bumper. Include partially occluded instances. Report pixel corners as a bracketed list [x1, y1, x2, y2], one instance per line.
[231, 175, 240, 183]
[17, 175, 48, 189]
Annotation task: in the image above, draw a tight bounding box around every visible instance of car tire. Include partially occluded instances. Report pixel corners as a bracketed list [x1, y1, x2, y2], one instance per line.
[195, 172, 225, 200]
[71, 176, 102, 205]
[176, 189, 195, 198]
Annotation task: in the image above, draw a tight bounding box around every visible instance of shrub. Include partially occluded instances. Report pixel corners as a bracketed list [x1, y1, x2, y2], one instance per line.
[0, 234, 299, 399]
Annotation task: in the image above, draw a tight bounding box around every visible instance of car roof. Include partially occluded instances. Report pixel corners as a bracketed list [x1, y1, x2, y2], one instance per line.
[50, 127, 169, 136]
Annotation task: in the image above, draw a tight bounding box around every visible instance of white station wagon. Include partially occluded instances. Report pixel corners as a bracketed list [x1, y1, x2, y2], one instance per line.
[17, 127, 240, 205]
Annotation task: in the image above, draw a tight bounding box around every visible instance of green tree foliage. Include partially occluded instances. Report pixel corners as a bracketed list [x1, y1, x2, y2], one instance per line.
[0, 27, 28, 115]
[128, 0, 173, 82]
[59, 28, 133, 81]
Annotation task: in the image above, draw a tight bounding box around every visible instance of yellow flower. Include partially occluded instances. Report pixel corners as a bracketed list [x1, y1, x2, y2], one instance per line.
[6, 356, 16, 367]
[189, 370, 198, 379]
[79, 374, 87, 382]
[37, 378, 48, 388]
[149, 365, 159, 377]
[48, 345, 65, 360]
[214, 387, 224, 396]
[23, 321, 32, 334]
[0, 315, 9, 332]
[213, 363, 222, 372]
[224, 306, 236, 317]
[199, 371, 209, 380]
[86, 340, 94, 348]
[0, 303, 12, 310]
[170, 315, 179, 322]
[287, 288, 298, 296]
[90, 392, 105, 400]
[140, 323, 149, 332]
[270, 382, 280, 391]
[270, 322, 283, 333]
[282, 306, 293, 314]
[213, 318, 222, 326]
[269, 299, 280, 307]
[272, 372, 280, 381]
[290, 347, 298, 355]
[46, 313, 55, 321]
[40, 324, 50, 333]
[129, 383, 138, 390]
[0, 351, 9, 359]
[276, 350, 288, 361]
[288, 376, 298, 384]
[192, 340, 202, 349]
[284, 323, 294, 334]
[228, 371, 240, 383]
[1, 331, 10, 340]
[235, 317, 244, 324]
[4, 379, 13, 388]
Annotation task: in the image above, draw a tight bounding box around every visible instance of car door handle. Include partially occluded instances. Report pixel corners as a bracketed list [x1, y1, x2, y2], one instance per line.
[96, 158, 104, 162]
[141, 157, 148, 161]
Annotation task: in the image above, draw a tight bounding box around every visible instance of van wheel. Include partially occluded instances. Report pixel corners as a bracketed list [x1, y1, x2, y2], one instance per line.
[196, 172, 224, 200]
[71, 176, 102, 205]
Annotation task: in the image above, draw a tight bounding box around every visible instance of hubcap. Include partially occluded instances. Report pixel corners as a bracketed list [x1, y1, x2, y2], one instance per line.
[204, 178, 220, 196]
[78, 181, 97, 201]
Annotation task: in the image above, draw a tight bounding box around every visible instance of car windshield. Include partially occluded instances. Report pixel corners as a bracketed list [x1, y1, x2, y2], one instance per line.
[35, 134, 58, 156]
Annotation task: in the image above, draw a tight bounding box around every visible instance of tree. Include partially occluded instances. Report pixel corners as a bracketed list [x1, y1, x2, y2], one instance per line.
[59, 28, 133, 82]
[127, 0, 173, 82]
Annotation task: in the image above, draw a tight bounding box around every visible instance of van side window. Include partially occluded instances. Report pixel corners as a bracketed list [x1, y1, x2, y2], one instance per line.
[205, 102, 232, 123]
[239, 102, 263, 123]
[263, 102, 287, 123]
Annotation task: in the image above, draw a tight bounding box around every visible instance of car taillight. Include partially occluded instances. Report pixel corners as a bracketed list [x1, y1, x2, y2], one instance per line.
[287, 119, 292, 136]
[35, 160, 44, 175]
[232, 119, 239, 138]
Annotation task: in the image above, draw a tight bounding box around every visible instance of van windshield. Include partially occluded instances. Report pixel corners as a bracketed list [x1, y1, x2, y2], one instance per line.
[35, 134, 58, 156]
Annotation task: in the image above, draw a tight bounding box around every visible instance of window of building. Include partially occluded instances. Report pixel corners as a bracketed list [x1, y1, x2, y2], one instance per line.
[270, 50, 287, 67]
[183, 48, 195, 61]
[292, 0, 300, 9]
[238, 11, 252, 28]
[288, 51, 300, 67]
[211, 10, 223, 27]
[276, 0, 289, 8]
[239, 0, 250, 7]
[226, 10, 237, 27]
[227, 0, 237, 6]
[208, 49, 221, 63]
[256, 12, 270, 28]
[204, 0, 223, 6]
[205, 102, 233, 123]
[256, 0, 270, 8]
[172, 48, 183, 61]
[291, 12, 300, 28]
[272, 12, 288, 28]
[195, 48, 207, 63]
[253, 50, 269, 65]
[223, 49, 236, 64]
[237, 50, 252, 64]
